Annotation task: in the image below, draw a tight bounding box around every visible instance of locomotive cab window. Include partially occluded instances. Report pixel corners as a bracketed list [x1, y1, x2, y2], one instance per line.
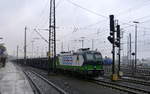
[94, 53, 102, 61]
[86, 53, 94, 61]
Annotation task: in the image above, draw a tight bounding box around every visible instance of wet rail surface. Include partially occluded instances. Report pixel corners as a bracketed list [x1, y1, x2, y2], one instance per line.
[24, 70, 67, 94]
[0, 62, 34, 94]
[24, 67, 150, 94]
[23, 65, 150, 94]
[15, 61, 150, 94]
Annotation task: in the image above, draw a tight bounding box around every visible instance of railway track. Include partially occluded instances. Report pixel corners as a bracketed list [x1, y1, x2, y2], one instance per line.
[103, 75, 150, 86]
[23, 66, 150, 94]
[24, 70, 67, 94]
[90, 78, 150, 94]
[121, 76, 150, 86]
[123, 74, 150, 81]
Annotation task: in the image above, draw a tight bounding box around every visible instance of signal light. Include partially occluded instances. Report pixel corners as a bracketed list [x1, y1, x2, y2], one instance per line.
[115, 41, 120, 47]
[110, 31, 113, 36]
[132, 52, 135, 56]
[107, 36, 114, 44]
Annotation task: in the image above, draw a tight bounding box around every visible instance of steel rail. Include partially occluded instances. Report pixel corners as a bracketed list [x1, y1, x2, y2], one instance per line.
[23, 71, 43, 94]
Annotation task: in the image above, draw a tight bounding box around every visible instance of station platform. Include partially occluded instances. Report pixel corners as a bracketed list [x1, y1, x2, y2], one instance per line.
[0, 62, 34, 94]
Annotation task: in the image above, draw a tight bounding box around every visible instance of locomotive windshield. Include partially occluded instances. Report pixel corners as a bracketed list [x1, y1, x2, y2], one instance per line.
[86, 54, 95, 61]
[85, 52, 102, 62]
[94, 53, 102, 61]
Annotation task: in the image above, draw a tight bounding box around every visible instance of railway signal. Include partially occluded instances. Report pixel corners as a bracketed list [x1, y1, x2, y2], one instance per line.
[108, 15, 118, 81]
[116, 25, 121, 78]
[108, 15, 122, 81]
[108, 15, 115, 45]
[110, 15, 115, 32]
[116, 25, 120, 47]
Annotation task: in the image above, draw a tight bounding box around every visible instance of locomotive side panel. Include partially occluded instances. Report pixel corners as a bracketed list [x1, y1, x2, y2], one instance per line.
[58, 55, 84, 67]
[0, 45, 7, 67]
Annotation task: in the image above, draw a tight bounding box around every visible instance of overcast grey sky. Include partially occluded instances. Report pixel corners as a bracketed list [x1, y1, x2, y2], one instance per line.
[0, 0, 150, 59]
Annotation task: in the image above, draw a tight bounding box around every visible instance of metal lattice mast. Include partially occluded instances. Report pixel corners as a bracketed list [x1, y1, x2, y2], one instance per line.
[24, 26, 27, 65]
[48, 0, 56, 73]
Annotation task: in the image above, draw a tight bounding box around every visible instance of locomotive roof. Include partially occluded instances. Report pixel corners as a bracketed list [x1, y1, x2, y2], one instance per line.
[59, 48, 101, 56]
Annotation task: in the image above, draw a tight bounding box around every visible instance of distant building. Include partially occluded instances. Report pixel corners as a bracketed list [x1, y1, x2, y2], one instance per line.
[140, 58, 150, 67]
[121, 56, 142, 66]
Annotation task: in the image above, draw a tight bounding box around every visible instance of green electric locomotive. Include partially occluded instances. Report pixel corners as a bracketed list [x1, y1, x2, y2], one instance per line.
[56, 48, 104, 76]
